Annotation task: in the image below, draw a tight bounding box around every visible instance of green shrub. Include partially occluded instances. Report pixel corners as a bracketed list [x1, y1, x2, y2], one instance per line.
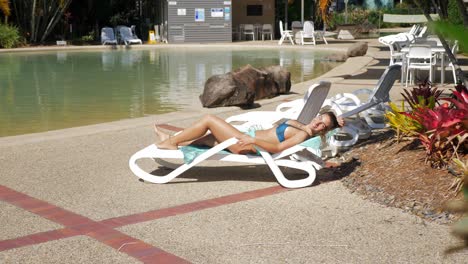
[328, 8, 384, 30]
[0, 24, 20, 49]
[447, 0, 463, 25]
[81, 30, 95, 42]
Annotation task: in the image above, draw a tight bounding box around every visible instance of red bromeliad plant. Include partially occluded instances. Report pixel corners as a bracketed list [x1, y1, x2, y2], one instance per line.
[401, 80, 443, 110]
[405, 90, 468, 168]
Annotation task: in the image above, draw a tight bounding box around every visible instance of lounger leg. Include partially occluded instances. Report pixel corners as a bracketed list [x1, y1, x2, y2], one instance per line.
[258, 150, 316, 188]
[129, 138, 239, 184]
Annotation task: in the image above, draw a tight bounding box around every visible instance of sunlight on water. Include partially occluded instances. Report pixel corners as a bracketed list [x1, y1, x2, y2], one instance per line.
[0, 47, 340, 137]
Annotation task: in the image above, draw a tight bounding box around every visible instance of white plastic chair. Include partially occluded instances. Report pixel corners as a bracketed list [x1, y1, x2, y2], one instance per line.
[405, 45, 435, 87]
[261, 24, 273, 41]
[278, 20, 295, 45]
[299, 21, 316, 45]
[436, 40, 459, 85]
[443, 40, 459, 84]
[243, 24, 255, 41]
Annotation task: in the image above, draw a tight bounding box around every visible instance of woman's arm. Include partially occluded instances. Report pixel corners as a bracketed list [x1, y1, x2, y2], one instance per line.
[286, 120, 313, 136]
[237, 131, 308, 153]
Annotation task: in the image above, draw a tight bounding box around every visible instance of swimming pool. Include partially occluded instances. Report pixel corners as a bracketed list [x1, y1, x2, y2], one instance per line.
[0, 47, 341, 137]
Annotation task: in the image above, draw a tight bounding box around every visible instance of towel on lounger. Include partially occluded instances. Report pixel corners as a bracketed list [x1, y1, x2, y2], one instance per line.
[178, 128, 337, 164]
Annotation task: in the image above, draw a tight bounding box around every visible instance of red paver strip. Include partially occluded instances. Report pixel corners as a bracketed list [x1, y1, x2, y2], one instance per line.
[101, 186, 287, 228]
[0, 185, 94, 227]
[86, 226, 190, 264]
[0, 185, 191, 263]
[0, 229, 77, 251]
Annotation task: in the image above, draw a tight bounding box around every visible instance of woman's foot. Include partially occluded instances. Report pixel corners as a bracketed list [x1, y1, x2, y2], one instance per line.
[154, 124, 178, 150]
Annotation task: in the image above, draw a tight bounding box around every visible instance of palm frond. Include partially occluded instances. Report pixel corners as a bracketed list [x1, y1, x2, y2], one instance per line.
[0, 0, 10, 17]
[317, 0, 333, 23]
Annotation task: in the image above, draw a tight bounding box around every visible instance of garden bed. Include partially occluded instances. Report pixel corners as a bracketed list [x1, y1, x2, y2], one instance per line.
[324, 129, 463, 224]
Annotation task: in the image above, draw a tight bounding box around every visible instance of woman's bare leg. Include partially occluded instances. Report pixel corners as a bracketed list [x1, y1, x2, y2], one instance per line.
[154, 125, 171, 142]
[154, 125, 195, 148]
[156, 114, 252, 154]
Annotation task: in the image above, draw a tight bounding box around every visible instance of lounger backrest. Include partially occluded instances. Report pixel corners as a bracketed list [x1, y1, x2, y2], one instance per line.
[338, 65, 401, 119]
[101, 27, 115, 42]
[297, 81, 331, 124]
[368, 64, 401, 104]
[119, 26, 133, 39]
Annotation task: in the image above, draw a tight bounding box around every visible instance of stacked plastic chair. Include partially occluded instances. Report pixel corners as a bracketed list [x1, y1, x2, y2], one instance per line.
[324, 65, 402, 153]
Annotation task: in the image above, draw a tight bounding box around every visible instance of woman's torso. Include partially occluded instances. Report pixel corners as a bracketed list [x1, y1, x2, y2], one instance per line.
[255, 123, 304, 143]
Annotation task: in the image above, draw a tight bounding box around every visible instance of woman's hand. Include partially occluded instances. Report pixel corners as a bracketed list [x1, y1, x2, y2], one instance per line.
[337, 117, 345, 127]
[236, 134, 255, 147]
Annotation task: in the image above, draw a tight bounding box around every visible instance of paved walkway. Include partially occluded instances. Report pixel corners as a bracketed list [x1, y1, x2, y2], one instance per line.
[1, 39, 467, 263]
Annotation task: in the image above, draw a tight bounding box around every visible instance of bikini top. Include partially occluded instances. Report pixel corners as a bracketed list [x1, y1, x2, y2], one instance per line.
[276, 120, 290, 142]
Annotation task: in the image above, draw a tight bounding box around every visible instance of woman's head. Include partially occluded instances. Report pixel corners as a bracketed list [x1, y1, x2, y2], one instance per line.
[308, 112, 340, 134]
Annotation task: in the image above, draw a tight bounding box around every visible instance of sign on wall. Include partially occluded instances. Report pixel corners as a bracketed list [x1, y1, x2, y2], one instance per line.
[224, 7, 231, 21]
[195, 8, 205, 22]
[211, 8, 224, 17]
[177, 8, 186, 15]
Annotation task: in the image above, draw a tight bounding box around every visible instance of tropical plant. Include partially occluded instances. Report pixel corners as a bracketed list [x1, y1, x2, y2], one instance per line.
[317, 0, 333, 24]
[401, 80, 442, 110]
[446, 158, 468, 254]
[385, 101, 423, 140]
[406, 90, 468, 168]
[0, 23, 20, 48]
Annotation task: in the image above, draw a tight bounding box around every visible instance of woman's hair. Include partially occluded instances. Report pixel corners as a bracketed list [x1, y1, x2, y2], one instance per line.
[323, 111, 340, 130]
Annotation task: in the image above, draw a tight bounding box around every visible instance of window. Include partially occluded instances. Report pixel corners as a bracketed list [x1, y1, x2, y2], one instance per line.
[246, 5, 263, 16]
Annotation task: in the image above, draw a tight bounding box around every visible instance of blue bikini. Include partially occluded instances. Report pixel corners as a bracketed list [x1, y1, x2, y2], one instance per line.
[276, 120, 290, 142]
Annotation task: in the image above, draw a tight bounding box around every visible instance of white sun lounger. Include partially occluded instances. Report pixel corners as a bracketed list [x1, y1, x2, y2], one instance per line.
[101, 27, 118, 45]
[129, 136, 325, 189]
[119, 26, 142, 45]
[129, 82, 337, 188]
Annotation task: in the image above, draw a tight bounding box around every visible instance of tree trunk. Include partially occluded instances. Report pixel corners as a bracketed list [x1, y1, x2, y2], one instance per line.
[455, 0, 468, 27]
[30, 0, 37, 42]
[40, 2, 63, 43]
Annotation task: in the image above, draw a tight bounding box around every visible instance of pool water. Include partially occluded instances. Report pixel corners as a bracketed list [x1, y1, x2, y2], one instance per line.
[0, 47, 341, 137]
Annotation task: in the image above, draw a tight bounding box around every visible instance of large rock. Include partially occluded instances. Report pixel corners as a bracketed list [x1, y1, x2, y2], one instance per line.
[200, 64, 291, 108]
[347, 42, 368, 57]
[260, 65, 291, 94]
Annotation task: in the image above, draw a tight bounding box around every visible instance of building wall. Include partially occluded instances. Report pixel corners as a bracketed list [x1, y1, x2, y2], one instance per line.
[167, 0, 232, 43]
[232, 0, 276, 34]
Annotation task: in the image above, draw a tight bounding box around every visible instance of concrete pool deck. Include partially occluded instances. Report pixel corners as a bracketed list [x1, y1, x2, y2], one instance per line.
[1, 38, 467, 263]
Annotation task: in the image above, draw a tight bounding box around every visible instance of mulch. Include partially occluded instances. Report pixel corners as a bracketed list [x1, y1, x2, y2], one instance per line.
[323, 129, 463, 224]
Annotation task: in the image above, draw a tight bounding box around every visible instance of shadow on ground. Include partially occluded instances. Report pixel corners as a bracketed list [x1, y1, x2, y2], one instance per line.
[146, 156, 360, 188]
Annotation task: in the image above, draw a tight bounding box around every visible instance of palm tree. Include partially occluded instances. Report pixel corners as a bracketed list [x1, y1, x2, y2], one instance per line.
[0, 0, 10, 23]
[317, 0, 333, 24]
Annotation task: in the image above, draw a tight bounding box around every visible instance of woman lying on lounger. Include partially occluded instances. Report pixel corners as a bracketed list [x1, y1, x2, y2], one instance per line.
[154, 112, 344, 155]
